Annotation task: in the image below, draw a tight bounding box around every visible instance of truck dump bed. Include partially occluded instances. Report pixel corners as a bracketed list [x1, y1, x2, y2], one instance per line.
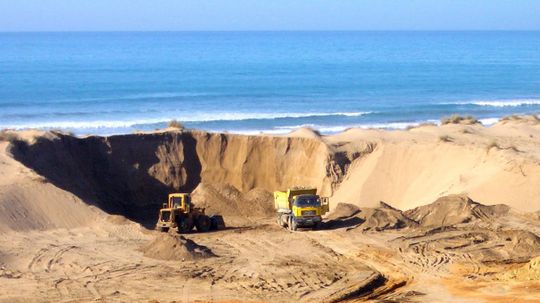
[274, 188, 317, 212]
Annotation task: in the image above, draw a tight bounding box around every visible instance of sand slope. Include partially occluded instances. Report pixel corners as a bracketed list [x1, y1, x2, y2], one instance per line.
[329, 122, 540, 211]
[0, 140, 102, 233]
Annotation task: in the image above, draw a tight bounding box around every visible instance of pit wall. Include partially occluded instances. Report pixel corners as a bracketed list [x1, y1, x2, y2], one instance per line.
[9, 131, 341, 224]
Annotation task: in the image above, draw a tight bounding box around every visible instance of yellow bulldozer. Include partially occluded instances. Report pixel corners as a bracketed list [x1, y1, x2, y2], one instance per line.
[155, 193, 225, 233]
[274, 188, 329, 231]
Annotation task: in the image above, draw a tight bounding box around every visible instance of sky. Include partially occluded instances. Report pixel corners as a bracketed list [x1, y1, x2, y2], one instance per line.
[1, 0, 540, 31]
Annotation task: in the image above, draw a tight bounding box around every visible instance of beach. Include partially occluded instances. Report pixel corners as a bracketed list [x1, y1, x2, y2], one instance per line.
[1, 115, 540, 302]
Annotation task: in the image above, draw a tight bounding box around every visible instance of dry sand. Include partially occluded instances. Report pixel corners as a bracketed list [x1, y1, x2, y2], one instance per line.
[1, 117, 540, 302]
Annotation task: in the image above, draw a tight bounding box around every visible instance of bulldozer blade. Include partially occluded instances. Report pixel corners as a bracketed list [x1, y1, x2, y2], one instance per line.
[210, 215, 226, 230]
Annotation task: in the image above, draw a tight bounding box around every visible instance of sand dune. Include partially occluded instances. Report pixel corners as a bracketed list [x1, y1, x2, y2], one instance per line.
[1, 119, 540, 302]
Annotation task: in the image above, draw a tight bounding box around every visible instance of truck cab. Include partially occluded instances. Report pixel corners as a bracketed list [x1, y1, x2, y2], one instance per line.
[274, 188, 329, 231]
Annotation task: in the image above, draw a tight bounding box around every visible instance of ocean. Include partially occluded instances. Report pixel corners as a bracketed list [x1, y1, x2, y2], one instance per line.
[1, 31, 540, 136]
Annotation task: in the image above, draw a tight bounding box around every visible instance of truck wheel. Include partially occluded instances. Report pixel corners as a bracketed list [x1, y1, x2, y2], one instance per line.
[286, 216, 292, 230]
[291, 218, 298, 231]
[196, 215, 211, 232]
[287, 216, 297, 231]
[277, 214, 285, 227]
[177, 217, 193, 233]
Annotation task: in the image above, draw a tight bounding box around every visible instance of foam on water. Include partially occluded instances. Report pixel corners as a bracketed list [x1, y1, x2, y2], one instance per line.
[448, 99, 540, 107]
[0, 111, 372, 130]
[479, 118, 500, 125]
[231, 120, 441, 135]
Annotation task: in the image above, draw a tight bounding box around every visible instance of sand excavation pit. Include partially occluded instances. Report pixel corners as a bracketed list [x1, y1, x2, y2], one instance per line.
[2, 128, 540, 302]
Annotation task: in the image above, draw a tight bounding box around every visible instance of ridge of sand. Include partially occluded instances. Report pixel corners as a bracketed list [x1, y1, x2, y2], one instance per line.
[286, 127, 322, 139]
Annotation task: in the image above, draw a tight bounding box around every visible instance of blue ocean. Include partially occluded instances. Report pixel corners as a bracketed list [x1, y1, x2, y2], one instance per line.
[1, 31, 540, 135]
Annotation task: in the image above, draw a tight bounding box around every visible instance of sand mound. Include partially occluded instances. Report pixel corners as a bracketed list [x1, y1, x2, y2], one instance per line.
[404, 195, 510, 228]
[326, 202, 417, 231]
[357, 202, 418, 231]
[498, 256, 540, 281]
[327, 203, 360, 220]
[498, 114, 540, 125]
[141, 234, 215, 261]
[441, 115, 480, 125]
[286, 127, 322, 139]
[499, 230, 540, 256]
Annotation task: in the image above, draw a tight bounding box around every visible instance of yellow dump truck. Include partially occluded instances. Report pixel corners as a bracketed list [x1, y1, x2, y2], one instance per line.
[156, 193, 225, 233]
[274, 188, 329, 231]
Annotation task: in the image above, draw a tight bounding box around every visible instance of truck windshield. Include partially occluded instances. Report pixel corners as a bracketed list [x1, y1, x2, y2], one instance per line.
[294, 196, 320, 207]
[171, 197, 182, 208]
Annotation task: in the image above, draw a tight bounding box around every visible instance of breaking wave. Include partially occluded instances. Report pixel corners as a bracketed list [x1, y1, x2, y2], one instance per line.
[448, 99, 540, 107]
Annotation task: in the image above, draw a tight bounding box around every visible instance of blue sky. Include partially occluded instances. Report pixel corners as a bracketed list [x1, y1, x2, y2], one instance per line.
[1, 0, 540, 31]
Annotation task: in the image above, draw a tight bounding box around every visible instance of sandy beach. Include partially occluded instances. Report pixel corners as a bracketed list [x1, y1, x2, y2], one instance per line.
[1, 116, 540, 302]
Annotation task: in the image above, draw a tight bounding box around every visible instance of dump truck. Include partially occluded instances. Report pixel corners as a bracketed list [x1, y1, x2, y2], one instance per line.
[156, 193, 225, 233]
[274, 188, 329, 231]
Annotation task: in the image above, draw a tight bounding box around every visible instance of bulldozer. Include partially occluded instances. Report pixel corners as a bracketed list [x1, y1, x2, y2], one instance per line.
[155, 193, 225, 233]
[274, 188, 329, 231]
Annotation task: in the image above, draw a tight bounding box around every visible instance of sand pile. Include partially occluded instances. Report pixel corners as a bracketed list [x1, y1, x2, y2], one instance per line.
[357, 202, 418, 231]
[404, 194, 509, 228]
[326, 202, 417, 231]
[328, 195, 526, 234]
[141, 234, 215, 261]
[497, 230, 540, 258]
[326, 203, 361, 220]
